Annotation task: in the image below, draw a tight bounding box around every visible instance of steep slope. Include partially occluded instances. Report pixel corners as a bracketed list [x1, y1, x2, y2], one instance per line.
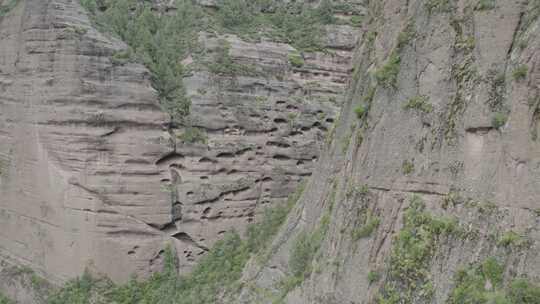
[0, 0, 174, 284]
[236, 0, 540, 303]
[0, 0, 361, 293]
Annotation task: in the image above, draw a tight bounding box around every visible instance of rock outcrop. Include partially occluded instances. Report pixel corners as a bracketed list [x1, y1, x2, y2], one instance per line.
[236, 0, 540, 302]
[0, 0, 174, 284]
[0, 0, 360, 289]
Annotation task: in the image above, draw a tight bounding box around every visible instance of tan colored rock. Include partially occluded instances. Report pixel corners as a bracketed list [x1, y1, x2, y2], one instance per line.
[0, 0, 173, 284]
[0, 0, 360, 286]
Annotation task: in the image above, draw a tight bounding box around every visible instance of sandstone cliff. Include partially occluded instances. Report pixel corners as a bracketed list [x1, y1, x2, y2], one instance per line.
[236, 0, 540, 303]
[0, 0, 539, 303]
[0, 0, 358, 293]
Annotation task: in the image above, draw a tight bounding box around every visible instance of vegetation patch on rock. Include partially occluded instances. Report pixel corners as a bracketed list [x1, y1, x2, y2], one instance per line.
[448, 258, 540, 304]
[44, 184, 306, 304]
[379, 195, 461, 303]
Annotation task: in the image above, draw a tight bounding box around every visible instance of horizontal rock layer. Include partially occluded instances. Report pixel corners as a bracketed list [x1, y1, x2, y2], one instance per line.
[0, 0, 361, 288]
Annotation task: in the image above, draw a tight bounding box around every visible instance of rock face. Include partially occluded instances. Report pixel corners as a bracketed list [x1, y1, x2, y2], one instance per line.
[0, 0, 174, 285]
[0, 0, 359, 289]
[235, 0, 540, 303]
[170, 27, 358, 271]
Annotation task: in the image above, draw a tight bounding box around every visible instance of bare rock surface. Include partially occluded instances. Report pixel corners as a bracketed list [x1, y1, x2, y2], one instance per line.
[235, 0, 540, 303]
[0, 0, 177, 284]
[0, 0, 359, 286]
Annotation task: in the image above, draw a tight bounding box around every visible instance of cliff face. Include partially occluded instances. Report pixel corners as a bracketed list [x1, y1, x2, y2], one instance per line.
[169, 24, 358, 272]
[1, 0, 539, 303]
[0, 0, 358, 289]
[236, 0, 540, 303]
[0, 0, 174, 284]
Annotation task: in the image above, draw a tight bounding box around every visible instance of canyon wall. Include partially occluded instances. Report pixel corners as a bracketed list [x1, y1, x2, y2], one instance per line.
[0, 0, 359, 290]
[236, 0, 540, 303]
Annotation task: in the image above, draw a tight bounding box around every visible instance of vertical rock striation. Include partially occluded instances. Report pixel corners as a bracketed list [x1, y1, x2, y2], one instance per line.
[236, 0, 540, 303]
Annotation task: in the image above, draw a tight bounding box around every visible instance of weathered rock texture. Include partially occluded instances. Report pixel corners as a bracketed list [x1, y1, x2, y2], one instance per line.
[0, 0, 359, 289]
[170, 25, 358, 271]
[0, 0, 174, 285]
[236, 0, 540, 303]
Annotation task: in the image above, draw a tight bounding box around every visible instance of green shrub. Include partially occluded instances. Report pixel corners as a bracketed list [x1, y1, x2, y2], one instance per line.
[111, 49, 133, 66]
[402, 160, 414, 174]
[449, 258, 540, 304]
[47, 270, 97, 304]
[513, 65, 528, 80]
[79, 0, 204, 122]
[0, 293, 13, 304]
[482, 257, 504, 286]
[219, 0, 254, 29]
[492, 112, 508, 129]
[207, 41, 258, 76]
[349, 15, 363, 27]
[289, 232, 316, 279]
[380, 195, 460, 303]
[286, 207, 331, 291]
[509, 278, 540, 303]
[475, 0, 496, 11]
[397, 23, 415, 50]
[288, 52, 304, 68]
[368, 271, 380, 284]
[0, 0, 19, 17]
[498, 231, 522, 247]
[364, 86, 376, 104]
[448, 268, 489, 304]
[79, 0, 97, 14]
[355, 104, 368, 119]
[357, 184, 369, 196]
[425, 0, 453, 14]
[375, 53, 401, 88]
[404, 95, 433, 113]
[352, 217, 380, 240]
[178, 127, 208, 144]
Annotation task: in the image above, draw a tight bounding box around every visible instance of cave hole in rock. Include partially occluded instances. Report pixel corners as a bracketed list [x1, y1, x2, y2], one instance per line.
[199, 157, 216, 163]
[172, 232, 192, 242]
[274, 117, 288, 124]
[286, 104, 298, 110]
[290, 130, 303, 136]
[273, 154, 291, 160]
[156, 152, 184, 165]
[216, 152, 235, 158]
[266, 141, 291, 148]
[215, 168, 227, 174]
